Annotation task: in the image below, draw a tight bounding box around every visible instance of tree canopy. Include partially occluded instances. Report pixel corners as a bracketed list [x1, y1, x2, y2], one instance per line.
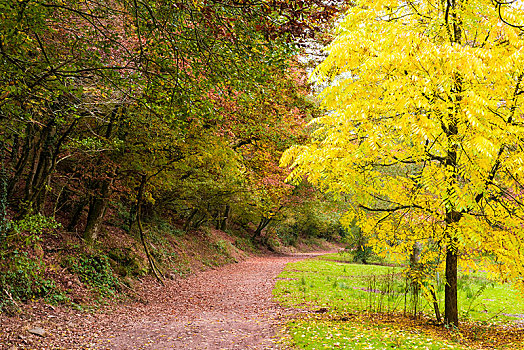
[282, 0, 524, 325]
[0, 0, 343, 250]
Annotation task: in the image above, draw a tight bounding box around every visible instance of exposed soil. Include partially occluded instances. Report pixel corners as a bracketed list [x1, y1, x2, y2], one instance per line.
[1, 251, 335, 350]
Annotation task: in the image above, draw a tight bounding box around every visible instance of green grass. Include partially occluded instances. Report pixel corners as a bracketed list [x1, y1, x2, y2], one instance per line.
[273, 256, 524, 349]
[289, 319, 462, 350]
[319, 252, 355, 263]
[320, 251, 396, 265]
[275, 259, 406, 313]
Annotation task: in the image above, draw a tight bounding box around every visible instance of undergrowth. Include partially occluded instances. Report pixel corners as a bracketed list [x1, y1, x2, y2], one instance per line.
[62, 254, 120, 297]
[0, 250, 59, 313]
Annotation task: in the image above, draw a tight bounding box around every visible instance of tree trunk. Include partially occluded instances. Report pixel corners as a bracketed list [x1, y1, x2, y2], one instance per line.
[441, 0, 462, 327]
[83, 174, 115, 247]
[136, 174, 164, 285]
[183, 208, 198, 232]
[219, 204, 230, 231]
[442, 71, 462, 326]
[444, 245, 458, 326]
[82, 110, 118, 246]
[67, 197, 88, 232]
[253, 216, 271, 238]
[7, 125, 33, 198]
[24, 126, 46, 204]
[23, 117, 78, 214]
[430, 288, 442, 324]
[192, 212, 208, 229]
[410, 242, 422, 317]
[83, 198, 106, 247]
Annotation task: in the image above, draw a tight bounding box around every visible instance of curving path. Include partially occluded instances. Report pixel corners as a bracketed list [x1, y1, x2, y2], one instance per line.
[2, 252, 332, 350]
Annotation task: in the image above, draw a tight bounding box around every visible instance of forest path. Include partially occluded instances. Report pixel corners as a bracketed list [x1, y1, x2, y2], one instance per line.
[104, 254, 317, 350]
[2, 251, 335, 350]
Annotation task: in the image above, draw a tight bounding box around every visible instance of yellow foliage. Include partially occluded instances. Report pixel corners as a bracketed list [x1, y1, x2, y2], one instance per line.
[282, 0, 524, 289]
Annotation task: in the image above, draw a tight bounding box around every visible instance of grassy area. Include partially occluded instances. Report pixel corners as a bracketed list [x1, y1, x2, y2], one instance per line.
[274, 254, 524, 349]
[289, 318, 462, 350]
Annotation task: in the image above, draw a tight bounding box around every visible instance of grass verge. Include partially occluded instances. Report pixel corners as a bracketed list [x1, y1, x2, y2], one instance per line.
[273, 255, 524, 349]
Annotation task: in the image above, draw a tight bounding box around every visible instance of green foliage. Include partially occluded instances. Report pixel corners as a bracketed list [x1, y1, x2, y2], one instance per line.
[275, 193, 346, 244]
[11, 214, 60, 238]
[276, 227, 299, 246]
[0, 213, 64, 312]
[63, 254, 119, 296]
[107, 248, 146, 278]
[352, 246, 375, 264]
[295, 205, 342, 239]
[114, 202, 134, 233]
[343, 224, 377, 264]
[213, 240, 230, 256]
[148, 217, 185, 238]
[0, 250, 58, 312]
[233, 236, 256, 253]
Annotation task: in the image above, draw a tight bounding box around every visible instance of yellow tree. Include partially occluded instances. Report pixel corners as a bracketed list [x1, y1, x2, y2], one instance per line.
[282, 0, 524, 326]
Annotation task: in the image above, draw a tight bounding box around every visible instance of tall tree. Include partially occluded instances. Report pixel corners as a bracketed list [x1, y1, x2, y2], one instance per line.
[282, 0, 524, 326]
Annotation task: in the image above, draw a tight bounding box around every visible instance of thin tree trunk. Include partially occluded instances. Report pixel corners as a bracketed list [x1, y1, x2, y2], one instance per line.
[410, 242, 422, 317]
[67, 197, 88, 232]
[192, 212, 208, 229]
[82, 110, 117, 245]
[6, 131, 25, 195]
[136, 174, 164, 285]
[444, 246, 458, 326]
[442, 0, 463, 328]
[24, 128, 45, 203]
[430, 289, 442, 324]
[83, 173, 115, 247]
[32, 118, 79, 213]
[7, 125, 34, 198]
[253, 216, 271, 238]
[219, 204, 230, 231]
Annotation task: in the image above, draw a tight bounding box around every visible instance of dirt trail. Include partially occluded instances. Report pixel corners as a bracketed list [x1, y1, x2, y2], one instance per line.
[1, 252, 332, 350]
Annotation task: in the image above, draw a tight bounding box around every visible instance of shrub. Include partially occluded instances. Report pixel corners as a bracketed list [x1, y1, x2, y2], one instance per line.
[0, 250, 57, 312]
[63, 254, 119, 296]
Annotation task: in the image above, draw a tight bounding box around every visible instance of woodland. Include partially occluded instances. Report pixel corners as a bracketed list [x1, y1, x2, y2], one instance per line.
[0, 0, 343, 314]
[2, 0, 524, 348]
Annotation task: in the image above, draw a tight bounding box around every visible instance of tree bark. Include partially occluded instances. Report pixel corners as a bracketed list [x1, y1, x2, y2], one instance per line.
[253, 216, 271, 238]
[183, 208, 198, 232]
[82, 110, 118, 246]
[83, 173, 115, 247]
[219, 204, 230, 231]
[442, 66, 462, 326]
[22, 117, 78, 214]
[67, 197, 88, 232]
[136, 174, 164, 285]
[7, 124, 33, 198]
[430, 288, 442, 324]
[444, 246, 458, 326]
[409, 242, 422, 317]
